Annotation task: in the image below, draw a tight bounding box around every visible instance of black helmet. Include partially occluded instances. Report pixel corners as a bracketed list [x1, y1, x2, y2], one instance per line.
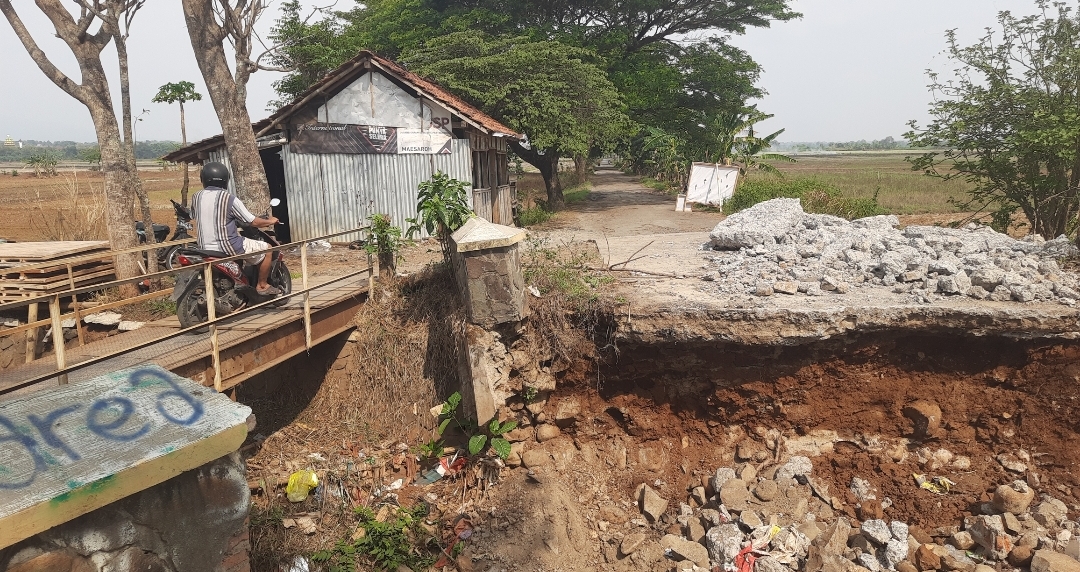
[200, 161, 230, 188]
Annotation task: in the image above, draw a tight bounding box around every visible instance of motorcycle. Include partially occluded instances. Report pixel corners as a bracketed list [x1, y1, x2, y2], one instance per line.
[170, 199, 292, 329]
[135, 199, 194, 270]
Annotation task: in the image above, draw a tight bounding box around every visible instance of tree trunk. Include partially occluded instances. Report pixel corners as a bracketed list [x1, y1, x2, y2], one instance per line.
[115, 31, 157, 275]
[180, 101, 190, 207]
[182, 0, 270, 212]
[511, 142, 564, 210]
[573, 154, 589, 185]
[0, 0, 141, 295]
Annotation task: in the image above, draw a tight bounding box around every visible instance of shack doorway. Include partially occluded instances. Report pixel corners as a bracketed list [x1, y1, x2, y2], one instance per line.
[261, 146, 291, 243]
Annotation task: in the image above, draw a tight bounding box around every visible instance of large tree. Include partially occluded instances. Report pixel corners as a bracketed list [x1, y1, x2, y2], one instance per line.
[907, 2, 1080, 239]
[0, 0, 146, 286]
[406, 33, 632, 208]
[153, 81, 203, 207]
[182, 0, 274, 211]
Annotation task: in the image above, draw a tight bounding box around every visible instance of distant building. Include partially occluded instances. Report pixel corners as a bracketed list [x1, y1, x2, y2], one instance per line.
[3, 136, 13, 147]
[164, 51, 521, 242]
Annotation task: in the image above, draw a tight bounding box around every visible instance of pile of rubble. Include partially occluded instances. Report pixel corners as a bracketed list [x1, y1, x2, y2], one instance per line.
[706, 199, 1080, 304]
[613, 455, 1080, 572]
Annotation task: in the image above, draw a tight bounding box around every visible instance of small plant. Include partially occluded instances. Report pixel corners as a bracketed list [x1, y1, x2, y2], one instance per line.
[311, 504, 437, 572]
[26, 151, 59, 177]
[10, 170, 18, 177]
[148, 298, 177, 317]
[406, 171, 473, 265]
[365, 213, 405, 279]
[522, 385, 539, 404]
[435, 391, 516, 460]
[516, 205, 553, 227]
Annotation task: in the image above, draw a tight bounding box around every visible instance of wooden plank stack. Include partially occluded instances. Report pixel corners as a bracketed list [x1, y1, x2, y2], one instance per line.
[0, 242, 115, 303]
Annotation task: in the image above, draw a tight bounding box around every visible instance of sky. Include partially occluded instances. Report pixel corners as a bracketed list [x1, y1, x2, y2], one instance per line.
[0, 0, 1052, 144]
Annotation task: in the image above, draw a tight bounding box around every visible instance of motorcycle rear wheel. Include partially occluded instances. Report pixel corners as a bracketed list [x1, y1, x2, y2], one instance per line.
[270, 262, 292, 307]
[176, 286, 209, 329]
[164, 246, 183, 271]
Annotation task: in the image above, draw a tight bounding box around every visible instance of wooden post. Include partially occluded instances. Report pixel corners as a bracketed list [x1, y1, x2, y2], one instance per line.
[49, 295, 68, 385]
[71, 294, 85, 346]
[25, 302, 39, 363]
[203, 267, 222, 392]
[301, 242, 312, 352]
[367, 251, 375, 296]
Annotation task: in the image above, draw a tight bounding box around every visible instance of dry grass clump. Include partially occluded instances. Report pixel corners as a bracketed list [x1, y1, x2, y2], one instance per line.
[31, 172, 107, 241]
[245, 264, 465, 569]
[307, 263, 465, 442]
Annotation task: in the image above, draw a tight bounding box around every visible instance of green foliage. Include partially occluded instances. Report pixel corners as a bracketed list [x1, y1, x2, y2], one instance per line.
[151, 81, 202, 107]
[311, 504, 436, 572]
[148, 298, 177, 317]
[725, 177, 885, 220]
[516, 205, 553, 227]
[522, 385, 539, 404]
[405, 33, 632, 206]
[79, 146, 101, 168]
[906, 2, 1080, 238]
[523, 237, 615, 310]
[434, 391, 515, 460]
[564, 186, 591, 204]
[25, 151, 58, 177]
[364, 213, 405, 258]
[406, 172, 472, 263]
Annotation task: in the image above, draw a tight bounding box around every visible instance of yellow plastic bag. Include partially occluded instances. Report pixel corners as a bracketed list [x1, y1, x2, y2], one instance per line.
[286, 469, 319, 502]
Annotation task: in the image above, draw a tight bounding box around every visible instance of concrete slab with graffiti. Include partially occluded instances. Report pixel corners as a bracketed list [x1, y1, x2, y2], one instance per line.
[0, 365, 251, 548]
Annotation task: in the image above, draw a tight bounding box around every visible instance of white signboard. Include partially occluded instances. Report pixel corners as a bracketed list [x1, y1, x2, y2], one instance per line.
[686, 163, 740, 206]
[398, 130, 453, 154]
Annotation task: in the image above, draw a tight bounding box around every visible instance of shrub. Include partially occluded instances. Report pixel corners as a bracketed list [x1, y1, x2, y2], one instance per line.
[724, 176, 885, 220]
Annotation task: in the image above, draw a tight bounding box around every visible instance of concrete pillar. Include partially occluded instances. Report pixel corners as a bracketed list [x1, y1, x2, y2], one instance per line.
[450, 218, 527, 424]
[450, 217, 527, 329]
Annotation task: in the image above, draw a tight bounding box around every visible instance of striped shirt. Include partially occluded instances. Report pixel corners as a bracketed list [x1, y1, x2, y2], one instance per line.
[190, 187, 258, 256]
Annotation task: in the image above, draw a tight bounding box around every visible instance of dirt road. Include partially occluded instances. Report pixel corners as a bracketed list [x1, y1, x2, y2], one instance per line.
[541, 169, 722, 242]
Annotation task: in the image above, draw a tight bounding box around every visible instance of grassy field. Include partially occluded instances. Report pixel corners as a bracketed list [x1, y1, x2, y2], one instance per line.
[763, 152, 971, 215]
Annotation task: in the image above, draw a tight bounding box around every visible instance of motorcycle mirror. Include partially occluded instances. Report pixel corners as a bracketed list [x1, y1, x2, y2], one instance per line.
[269, 198, 281, 207]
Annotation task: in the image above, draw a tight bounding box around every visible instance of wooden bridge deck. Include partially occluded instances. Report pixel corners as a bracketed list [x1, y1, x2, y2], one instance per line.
[0, 274, 368, 400]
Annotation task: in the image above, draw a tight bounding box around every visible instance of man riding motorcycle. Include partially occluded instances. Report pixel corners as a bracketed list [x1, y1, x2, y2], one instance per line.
[190, 162, 281, 296]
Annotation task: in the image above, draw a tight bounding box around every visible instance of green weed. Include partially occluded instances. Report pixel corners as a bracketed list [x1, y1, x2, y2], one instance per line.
[516, 205, 553, 227]
[563, 184, 591, 204]
[148, 298, 177, 316]
[641, 177, 673, 192]
[310, 504, 437, 572]
[725, 176, 885, 220]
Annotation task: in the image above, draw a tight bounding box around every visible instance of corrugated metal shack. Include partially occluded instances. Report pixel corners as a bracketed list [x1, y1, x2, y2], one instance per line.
[164, 51, 522, 242]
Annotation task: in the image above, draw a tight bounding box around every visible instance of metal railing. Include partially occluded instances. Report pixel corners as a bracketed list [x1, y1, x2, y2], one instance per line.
[0, 228, 373, 395]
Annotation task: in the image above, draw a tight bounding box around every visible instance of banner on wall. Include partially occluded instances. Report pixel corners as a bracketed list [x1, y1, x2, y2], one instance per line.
[292, 124, 398, 154]
[291, 123, 452, 155]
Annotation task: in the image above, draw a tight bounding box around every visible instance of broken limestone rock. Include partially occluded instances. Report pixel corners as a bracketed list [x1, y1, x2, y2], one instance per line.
[1033, 498, 1069, 529]
[992, 480, 1036, 514]
[1031, 550, 1080, 572]
[639, 484, 669, 523]
[968, 515, 1012, 561]
[776, 456, 813, 480]
[706, 524, 745, 568]
[660, 534, 710, 568]
[620, 532, 646, 557]
[718, 479, 750, 511]
[710, 198, 804, 250]
[862, 520, 892, 546]
[711, 467, 737, 493]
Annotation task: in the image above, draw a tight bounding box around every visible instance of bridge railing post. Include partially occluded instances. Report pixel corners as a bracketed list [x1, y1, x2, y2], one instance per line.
[203, 266, 222, 392]
[301, 241, 312, 352]
[49, 294, 68, 385]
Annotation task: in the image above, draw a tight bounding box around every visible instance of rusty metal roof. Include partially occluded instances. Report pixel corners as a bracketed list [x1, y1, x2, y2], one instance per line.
[163, 51, 521, 163]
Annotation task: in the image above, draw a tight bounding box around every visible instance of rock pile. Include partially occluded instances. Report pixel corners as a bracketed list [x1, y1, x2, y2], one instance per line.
[706, 199, 1080, 304]
[615, 455, 1080, 572]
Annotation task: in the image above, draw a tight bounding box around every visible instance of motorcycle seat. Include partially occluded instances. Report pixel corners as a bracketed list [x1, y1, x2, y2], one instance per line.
[180, 248, 230, 258]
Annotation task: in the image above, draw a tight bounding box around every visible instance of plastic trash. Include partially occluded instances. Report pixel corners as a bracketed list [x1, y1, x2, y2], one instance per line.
[286, 556, 310, 572]
[416, 455, 467, 485]
[286, 469, 319, 502]
[307, 239, 332, 253]
[914, 473, 956, 494]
